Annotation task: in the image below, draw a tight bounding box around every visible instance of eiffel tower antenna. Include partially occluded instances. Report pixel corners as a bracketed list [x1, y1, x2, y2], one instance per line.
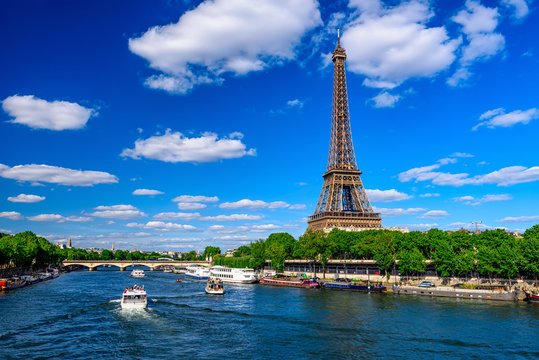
[307, 34, 382, 231]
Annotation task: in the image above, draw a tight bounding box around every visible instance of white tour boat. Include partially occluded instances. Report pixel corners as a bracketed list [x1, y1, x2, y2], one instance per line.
[121, 284, 147, 309]
[209, 266, 259, 284]
[130, 269, 145, 278]
[184, 265, 210, 280]
[205, 278, 225, 295]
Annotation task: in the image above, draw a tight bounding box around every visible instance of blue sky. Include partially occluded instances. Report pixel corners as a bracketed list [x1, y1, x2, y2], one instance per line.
[1, 0, 538, 251]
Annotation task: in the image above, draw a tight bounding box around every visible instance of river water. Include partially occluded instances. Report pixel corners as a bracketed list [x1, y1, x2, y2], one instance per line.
[1, 270, 538, 359]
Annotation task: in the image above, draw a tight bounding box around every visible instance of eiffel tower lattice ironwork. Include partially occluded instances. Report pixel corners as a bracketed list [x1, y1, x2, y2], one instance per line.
[307, 33, 382, 231]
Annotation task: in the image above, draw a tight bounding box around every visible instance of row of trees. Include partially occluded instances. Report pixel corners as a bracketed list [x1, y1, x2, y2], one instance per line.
[222, 226, 539, 283]
[0, 231, 221, 269]
[2, 226, 538, 283]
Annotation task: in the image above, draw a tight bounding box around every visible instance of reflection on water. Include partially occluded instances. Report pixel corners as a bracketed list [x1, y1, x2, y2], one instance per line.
[1, 271, 538, 359]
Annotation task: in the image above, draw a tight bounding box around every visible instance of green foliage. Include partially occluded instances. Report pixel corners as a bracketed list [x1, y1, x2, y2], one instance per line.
[249, 239, 266, 270]
[521, 226, 539, 278]
[183, 250, 198, 261]
[264, 233, 296, 272]
[100, 249, 114, 260]
[0, 232, 65, 268]
[202, 246, 221, 259]
[233, 245, 251, 257]
[214, 255, 253, 268]
[397, 248, 426, 275]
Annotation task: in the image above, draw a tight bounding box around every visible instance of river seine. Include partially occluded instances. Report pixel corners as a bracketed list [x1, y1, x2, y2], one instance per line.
[1, 270, 538, 359]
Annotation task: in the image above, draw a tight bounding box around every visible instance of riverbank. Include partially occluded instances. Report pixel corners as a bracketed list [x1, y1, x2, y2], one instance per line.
[280, 269, 539, 292]
[0, 268, 60, 291]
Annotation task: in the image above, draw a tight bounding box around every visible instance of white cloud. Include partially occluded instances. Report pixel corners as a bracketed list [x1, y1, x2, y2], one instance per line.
[154, 212, 201, 221]
[89, 205, 146, 220]
[366, 189, 412, 202]
[0, 211, 23, 220]
[498, 215, 539, 223]
[371, 92, 401, 108]
[7, 194, 45, 203]
[250, 224, 284, 232]
[219, 199, 290, 210]
[132, 189, 164, 196]
[2, 95, 95, 130]
[213, 235, 255, 241]
[121, 130, 255, 163]
[66, 216, 93, 222]
[126, 221, 197, 232]
[128, 0, 322, 93]
[451, 152, 474, 158]
[0, 229, 13, 234]
[419, 210, 449, 219]
[289, 204, 307, 210]
[209, 225, 249, 234]
[501, 0, 529, 19]
[473, 108, 539, 130]
[172, 195, 219, 203]
[395, 223, 438, 231]
[201, 214, 263, 221]
[27, 214, 93, 223]
[287, 99, 305, 108]
[177, 202, 207, 210]
[373, 207, 426, 216]
[0, 163, 118, 186]
[399, 161, 539, 187]
[419, 193, 440, 198]
[454, 193, 513, 205]
[448, 0, 505, 86]
[342, 0, 459, 89]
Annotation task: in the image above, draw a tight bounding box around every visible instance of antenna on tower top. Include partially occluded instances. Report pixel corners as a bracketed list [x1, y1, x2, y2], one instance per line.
[337, 27, 341, 46]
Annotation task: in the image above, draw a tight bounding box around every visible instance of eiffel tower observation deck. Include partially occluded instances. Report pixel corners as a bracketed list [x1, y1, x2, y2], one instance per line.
[307, 32, 382, 232]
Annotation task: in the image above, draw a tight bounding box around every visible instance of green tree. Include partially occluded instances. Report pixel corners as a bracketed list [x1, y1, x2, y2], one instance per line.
[431, 234, 456, 277]
[101, 249, 114, 260]
[297, 230, 330, 277]
[249, 239, 266, 270]
[114, 250, 127, 260]
[265, 233, 296, 273]
[184, 250, 198, 261]
[397, 247, 426, 281]
[372, 231, 397, 279]
[521, 225, 539, 286]
[233, 245, 251, 257]
[202, 246, 221, 259]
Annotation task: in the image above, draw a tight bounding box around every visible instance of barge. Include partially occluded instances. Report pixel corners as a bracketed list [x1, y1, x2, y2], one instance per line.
[323, 279, 385, 292]
[260, 276, 320, 288]
[393, 285, 517, 301]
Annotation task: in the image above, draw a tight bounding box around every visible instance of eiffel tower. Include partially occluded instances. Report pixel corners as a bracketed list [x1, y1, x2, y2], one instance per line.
[307, 32, 382, 231]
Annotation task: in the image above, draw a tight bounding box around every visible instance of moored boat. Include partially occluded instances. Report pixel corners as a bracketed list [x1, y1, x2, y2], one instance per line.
[20, 275, 39, 285]
[524, 290, 539, 302]
[205, 278, 225, 295]
[121, 284, 147, 309]
[209, 265, 259, 284]
[323, 279, 385, 292]
[393, 284, 517, 301]
[260, 275, 320, 288]
[185, 265, 210, 280]
[6, 277, 27, 290]
[130, 269, 145, 278]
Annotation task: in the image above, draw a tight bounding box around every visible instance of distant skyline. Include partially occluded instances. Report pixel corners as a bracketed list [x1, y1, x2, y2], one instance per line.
[1, 0, 538, 251]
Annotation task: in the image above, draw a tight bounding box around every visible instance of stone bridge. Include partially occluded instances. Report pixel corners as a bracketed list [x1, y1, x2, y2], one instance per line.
[62, 259, 212, 271]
